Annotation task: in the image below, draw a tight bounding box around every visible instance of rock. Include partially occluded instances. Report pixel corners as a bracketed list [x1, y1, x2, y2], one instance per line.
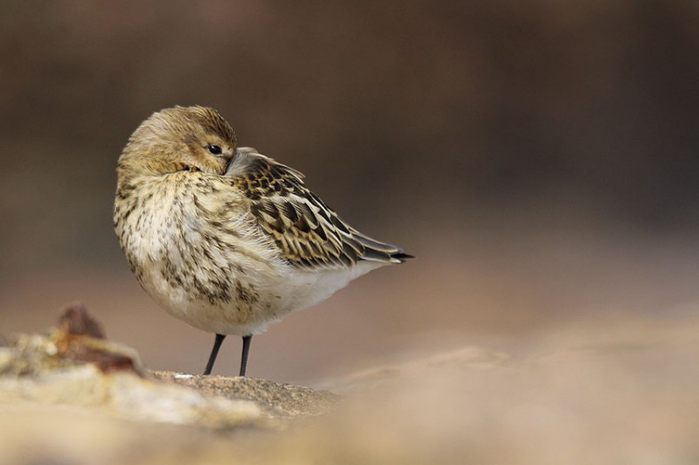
[153, 372, 339, 420]
[0, 303, 335, 431]
[3, 304, 695, 464]
[0, 302, 144, 377]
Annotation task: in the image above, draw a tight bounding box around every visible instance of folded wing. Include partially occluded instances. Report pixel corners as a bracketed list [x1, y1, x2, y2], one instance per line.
[225, 148, 412, 270]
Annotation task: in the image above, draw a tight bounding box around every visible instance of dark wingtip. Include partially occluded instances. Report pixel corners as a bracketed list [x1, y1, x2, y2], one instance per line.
[391, 252, 415, 263]
[357, 242, 414, 264]
[349, 229, 414, 264]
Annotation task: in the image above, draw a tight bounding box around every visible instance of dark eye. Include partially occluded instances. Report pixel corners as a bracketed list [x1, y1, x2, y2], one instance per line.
[207, 144, 222, 155]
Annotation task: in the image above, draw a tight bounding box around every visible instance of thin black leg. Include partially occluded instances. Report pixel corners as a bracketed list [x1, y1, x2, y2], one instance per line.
[239, 335, 252, 376]
[203, 333, 226, 375]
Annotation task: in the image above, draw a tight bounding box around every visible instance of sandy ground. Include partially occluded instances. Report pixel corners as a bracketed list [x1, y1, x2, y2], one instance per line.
[0, 312, 696, 464]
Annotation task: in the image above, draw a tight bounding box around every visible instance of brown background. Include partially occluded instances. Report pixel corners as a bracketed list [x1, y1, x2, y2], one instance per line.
[1, 1, 698, 384]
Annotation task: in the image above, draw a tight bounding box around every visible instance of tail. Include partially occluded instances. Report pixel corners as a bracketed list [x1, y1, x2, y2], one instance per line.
[351, 230, 414, 264]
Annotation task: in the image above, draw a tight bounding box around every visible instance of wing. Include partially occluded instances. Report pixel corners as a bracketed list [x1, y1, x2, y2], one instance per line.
[225, 147, 412, 270]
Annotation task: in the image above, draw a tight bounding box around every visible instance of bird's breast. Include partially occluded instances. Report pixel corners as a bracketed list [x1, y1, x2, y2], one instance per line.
[114, 174, 291, 332]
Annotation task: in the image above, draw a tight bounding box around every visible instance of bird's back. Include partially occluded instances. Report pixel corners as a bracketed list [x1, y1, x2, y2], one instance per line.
[225, 147, 413, 271]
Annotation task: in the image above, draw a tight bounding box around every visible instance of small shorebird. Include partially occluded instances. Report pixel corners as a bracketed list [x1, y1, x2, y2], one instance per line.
[114, 106, 412, 376]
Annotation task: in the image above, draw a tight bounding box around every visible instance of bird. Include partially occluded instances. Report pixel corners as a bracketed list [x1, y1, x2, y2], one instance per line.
[113, 106, 412, 377]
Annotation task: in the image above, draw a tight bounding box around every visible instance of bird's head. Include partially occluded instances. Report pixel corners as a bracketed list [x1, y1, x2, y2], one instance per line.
[118, 106, 237, 178]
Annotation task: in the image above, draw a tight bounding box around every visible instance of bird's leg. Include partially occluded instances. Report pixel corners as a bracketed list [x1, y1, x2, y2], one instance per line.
[239, 335, 253, 376]
[203, 333, 226, 375]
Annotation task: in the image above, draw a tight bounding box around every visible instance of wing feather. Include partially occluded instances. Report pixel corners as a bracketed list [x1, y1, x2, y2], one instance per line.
[225, 148, 412, 269]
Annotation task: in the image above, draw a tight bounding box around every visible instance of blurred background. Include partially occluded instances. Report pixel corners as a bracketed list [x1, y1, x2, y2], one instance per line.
[1, 1, 698, 386]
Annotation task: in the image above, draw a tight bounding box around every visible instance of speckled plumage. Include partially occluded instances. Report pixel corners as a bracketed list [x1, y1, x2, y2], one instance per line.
[114, 106, 412, 375]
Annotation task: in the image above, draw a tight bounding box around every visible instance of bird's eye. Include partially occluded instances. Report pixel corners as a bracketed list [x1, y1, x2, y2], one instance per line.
[207, 144, 222, 155]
